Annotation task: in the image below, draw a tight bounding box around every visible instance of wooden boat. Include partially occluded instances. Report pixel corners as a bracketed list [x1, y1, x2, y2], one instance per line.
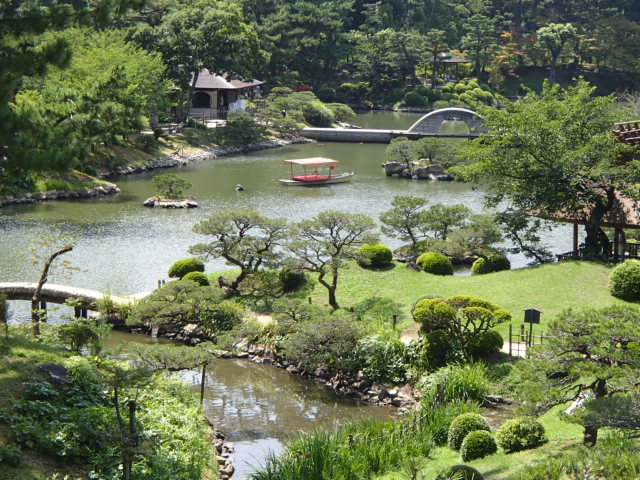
[279, 157, 354, 186]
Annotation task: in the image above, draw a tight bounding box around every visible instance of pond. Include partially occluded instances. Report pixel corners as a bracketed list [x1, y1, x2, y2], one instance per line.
[1, 111, 571, 478]
[0, 112, 573, 297]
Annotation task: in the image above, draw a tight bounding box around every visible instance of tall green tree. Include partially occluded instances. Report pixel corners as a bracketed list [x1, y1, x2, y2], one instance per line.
[424, 29, 448, 86]
[289, 211, 377, 309]
[461, 13, 498, 79]
[536, 22, 577, 85]
[0, 0, 142, 185]
[457, 80, 638, 255]
[515, 306, 640, 446]
[189, 209, 288, 294]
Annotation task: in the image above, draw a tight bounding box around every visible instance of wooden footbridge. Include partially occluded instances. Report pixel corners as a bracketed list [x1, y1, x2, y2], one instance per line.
[0, 282, 148, 317]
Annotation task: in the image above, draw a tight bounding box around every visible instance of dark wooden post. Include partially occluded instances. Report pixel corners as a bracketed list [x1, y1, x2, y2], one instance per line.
[74, 306, 81, 318]
[573, 223, 579, 257]
[614, 228, 620, 262]
[200, 363, 207, 405]
[308, 296, 312, 305]
[392, 314, 397, 330]
[508, 324, 513, 357]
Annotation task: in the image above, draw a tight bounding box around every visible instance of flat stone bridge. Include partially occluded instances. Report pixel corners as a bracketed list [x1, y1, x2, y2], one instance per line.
[0, 282, 147, 310]
[302, 107, 486, 143]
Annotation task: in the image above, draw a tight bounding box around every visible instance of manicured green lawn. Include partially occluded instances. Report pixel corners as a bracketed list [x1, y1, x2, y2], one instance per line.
[303, 260, 628, 334]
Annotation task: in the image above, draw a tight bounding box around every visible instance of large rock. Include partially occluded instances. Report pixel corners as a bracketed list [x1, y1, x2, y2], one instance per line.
[382, 162, 405, 177]
[143, 196, 199, 208]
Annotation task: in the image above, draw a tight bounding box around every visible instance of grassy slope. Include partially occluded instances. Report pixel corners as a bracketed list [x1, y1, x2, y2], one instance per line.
[378, 408, 584, 480]
[0, 337, 85, 480]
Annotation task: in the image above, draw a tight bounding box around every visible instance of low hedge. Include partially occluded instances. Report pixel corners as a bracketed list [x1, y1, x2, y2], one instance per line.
[416, 252, 453, 275]
[168, 258, 205, 279]
[496, 417, 547, 453]
[471, 253, 511, 275]
[448, 413, 491, 451]
[182, 271, 210, 286]
[609, 259, 640, 301]
[460, 430, 497, 461]
[358, 243, 393, 268]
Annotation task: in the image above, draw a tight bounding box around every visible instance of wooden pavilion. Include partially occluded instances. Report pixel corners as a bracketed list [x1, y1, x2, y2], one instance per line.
[551, 120, 640, 261]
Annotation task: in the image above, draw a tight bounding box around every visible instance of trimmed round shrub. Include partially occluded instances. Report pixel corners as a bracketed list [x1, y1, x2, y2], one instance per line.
[469, 330, 503, 356]
[496, 417, 547, 453]
[359, 243, 393, 268]
[168, 258, 205, 279]
[182, 271, 210, 286]
[279, 267, 307, 293]
[413, 298, 457, 333]
[460, 430, 497, 461]
[404, 91, 427, 107]
[471, 254, 511, 275]
[304, 102, 335, 127]
[437, 465, 484, 480]
[609, 259, 640, 301]
[385, 88, 405, 104]
[448, 413, 491, 450]
[416, 252, 453, 275]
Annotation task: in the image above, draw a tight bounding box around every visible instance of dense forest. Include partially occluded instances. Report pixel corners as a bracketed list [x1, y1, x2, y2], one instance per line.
[1, 0, 640, 187]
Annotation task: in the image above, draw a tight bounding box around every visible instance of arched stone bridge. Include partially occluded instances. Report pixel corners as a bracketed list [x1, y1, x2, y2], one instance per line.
[407, 107, 486, 135]
[302, 107, 487, 142]
[0, 282, 145, 310]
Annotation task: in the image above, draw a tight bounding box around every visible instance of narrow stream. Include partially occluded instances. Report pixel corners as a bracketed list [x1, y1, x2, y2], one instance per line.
[108, 331, 395, 478]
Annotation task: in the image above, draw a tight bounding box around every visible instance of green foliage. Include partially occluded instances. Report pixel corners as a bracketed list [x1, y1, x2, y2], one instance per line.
[496, 417, 548, 453]
[412, 295, 510, 352]
[58, 318, 111, 355]
[404, 91, 427, 107]
[420, 363, 492, 404]
[513, 305, 640, 445]
[190, 209, 288, 294]
[336, 82, 370, 104]
[129, 279, 230, 333]
[326, 103, 356, 123]
[304, 101, 336, 127]
[280, 313, 364, 374]
[416, 252, 454, 275]
[448, 413, 491, 451]
[356, 333, 408, 383]
[182, 271, 210, 286]
[437, 464, 484, 480]
[385, 88, 405, 104]
[380, 195, 429, 249]
[609, 259, 640, 300]
[457, 80, 636, 255]
[255, 90, 317, 137]
[468, 330, 503, 356]
[152, 174, 192, 200]
[197, 300, 245, 334]
[358, 243, 392, 268]
[460, 430, 497, 461]
[289, 210, 378, 309]
[250, 407, 437, 480]
[471, 254, 511, 275]
[0, 443, 22, 466]
[214, 110, 266, 146]
[279, 264, 308, 293]
[316, 88, 336, 103]
[420, 330, 452, 370]
[168, 257, 205, 279]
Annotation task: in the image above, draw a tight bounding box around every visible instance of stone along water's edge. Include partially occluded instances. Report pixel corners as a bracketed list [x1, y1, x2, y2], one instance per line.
[98, 137, 317, 178]
[0, 137, 315, 208]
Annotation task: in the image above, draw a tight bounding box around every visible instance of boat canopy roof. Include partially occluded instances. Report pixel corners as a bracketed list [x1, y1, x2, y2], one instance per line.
[284, 157, 339, 167]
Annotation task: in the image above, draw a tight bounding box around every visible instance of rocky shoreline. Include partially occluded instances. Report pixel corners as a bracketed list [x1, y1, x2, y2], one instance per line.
[0, 137, 315, 208]
[99, 137, 316, 178]
[0, 182, 120, 207]
[124, 321, 418, 413]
